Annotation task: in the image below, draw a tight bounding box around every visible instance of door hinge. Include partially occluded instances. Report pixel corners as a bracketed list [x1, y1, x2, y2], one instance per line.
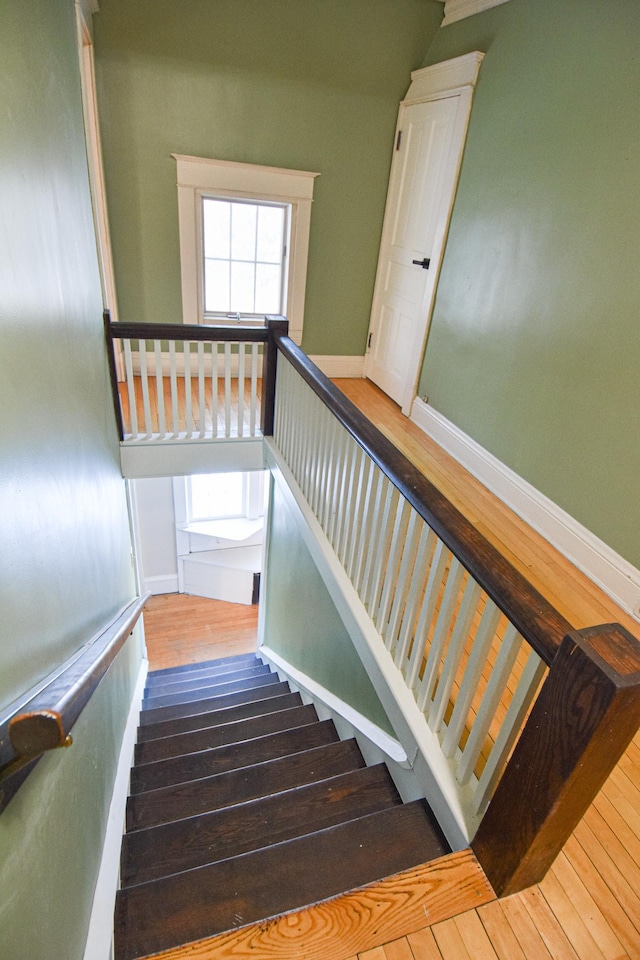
[368, 332, 373, 349]
[395, 130, 402, 151]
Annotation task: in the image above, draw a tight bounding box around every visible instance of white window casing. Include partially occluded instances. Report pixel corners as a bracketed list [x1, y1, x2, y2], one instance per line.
[173, 154, 319, 345]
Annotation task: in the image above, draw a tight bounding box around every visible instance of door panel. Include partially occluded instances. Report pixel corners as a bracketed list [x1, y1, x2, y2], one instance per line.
[365, 93, 469, 412]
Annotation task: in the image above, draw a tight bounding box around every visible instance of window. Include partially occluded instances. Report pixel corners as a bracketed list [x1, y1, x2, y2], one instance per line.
[174, 155, 319, 344]
[185, 471, 266, 523]
[202, 197, 288, 318]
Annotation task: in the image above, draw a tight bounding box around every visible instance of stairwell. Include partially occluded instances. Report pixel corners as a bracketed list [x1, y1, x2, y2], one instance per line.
[114, 652, 465, 960]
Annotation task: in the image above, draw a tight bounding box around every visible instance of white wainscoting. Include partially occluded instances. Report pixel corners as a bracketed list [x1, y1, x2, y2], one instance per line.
[411, 398, 640, 621]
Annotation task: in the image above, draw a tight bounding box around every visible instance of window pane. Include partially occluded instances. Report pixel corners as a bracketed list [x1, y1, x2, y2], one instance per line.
[230, 260, 255, 313]
[255, 263, 282, 314]
[204, 259, 230, 313]
[231, 203, 257, 261]
[257, 205, 285, 263]
[202, 199, 230, 259]
[190, 472, 244, 519]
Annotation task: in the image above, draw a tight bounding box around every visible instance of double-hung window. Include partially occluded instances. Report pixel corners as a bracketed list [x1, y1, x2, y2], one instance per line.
[174, 155, 319, 344]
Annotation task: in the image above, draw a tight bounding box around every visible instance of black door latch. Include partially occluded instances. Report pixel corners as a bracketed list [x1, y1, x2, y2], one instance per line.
[412, 258, 431, 269]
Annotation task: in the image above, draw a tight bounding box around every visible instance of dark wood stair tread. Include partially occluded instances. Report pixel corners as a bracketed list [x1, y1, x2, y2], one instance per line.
[120, 764, 402, 886]
[126, 738, 366, 831]
[130, 720, 340, 794]
[144, 663, 271, 698]
[134, 703, 318, 765]
[114, 800, 450, 960]
[137, 691, 303, 743]
[141, 665, 272, 709]
[139, 678, 289, 726]
[147, 652, 258, 681]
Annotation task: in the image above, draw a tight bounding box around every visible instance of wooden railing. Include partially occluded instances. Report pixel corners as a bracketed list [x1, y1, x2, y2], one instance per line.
[0, 595, 147, 812]
[105, 313, 286, 443]
[268, 327, 640, 897]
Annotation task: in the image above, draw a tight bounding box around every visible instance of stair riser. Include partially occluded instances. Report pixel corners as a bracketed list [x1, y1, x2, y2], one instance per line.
[125, 739, 366, 832]
[146, 655, 260, 687]
[147, 652, 258, 681]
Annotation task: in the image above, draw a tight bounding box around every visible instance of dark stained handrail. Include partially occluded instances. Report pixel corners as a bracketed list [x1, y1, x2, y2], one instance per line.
[273, 332, 573, 665]
[109, 320, 270, 343]
[0, 595, 148, 811]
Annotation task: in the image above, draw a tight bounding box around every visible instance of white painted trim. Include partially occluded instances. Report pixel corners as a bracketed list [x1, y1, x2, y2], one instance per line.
[142, 574, 179, 595]
[410, 398, 640, 621]
[443, 0, 513, 26]
[308, 355, 365, 379]
[82, 655, 148, 960]
[173, 155, 319, 345]
[265, 440, 471, 847]
[259, 646, 407, 765]
[405, 51, 484, 104]
[120, 436, 265, 479]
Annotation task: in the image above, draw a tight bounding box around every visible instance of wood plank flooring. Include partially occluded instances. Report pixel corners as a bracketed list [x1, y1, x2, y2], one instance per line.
[141, 377, 640, 960]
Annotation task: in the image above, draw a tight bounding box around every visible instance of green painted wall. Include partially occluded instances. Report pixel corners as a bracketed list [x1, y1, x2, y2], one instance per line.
[263, 479, 394, 736]
[0, 1, 139, 956]
[418, 0, 640, 569]
[92, 0, 442, 356]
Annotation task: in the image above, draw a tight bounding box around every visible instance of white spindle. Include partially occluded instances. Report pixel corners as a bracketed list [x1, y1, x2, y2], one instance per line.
[456, 623, 522, 786]
[375, 498, 410, 636]
[428, 577, 483, 731]
[336, 441, 359, 564]
[169, 341, 179, 437]
[472, 649, 546, 816]
[210, 343, 219, 438]
[345, 450, 370, 581]
[441, 599, 503, 758]
[154, 340, 166, 437]
[197, 341, 206, 437]
[384, 509, 421, 653]
[250, 343, 259, 436]
[351, 460, 378, 590]
[224, 343, 232, 437]
[392, 523, 435, 665]
[237, 343, 245, 437]
[123, 339, 138, 439]
[363, 480, 398, 619]
[404, 539, 451, 690]
[183, 342, 194, 435]
[415, 557, 466, 711]
[138, 343, 153, 438]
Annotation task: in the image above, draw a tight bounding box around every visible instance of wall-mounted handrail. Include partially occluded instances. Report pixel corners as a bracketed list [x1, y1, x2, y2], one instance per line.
[104, 314, 284, 443]
[0, 594, 148, 812]
[272, 331, 570, 665]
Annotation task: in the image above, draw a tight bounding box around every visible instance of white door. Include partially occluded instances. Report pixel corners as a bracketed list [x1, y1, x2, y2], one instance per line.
[365, 55, 482, 414]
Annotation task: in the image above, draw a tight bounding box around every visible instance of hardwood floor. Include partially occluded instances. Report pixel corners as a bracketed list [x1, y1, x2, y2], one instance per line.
[143, 594, 258, 671]
[139, 378, 640, 959]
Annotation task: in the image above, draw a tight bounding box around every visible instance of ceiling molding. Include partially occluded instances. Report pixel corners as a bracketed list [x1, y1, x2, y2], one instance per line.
[442, 0, 513, 27]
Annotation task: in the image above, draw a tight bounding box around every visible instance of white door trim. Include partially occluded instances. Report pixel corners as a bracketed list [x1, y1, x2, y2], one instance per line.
[365, 52, 483, 415]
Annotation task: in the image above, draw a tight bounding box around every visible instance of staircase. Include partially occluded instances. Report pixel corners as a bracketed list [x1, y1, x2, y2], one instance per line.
[114, 653, 455, 960]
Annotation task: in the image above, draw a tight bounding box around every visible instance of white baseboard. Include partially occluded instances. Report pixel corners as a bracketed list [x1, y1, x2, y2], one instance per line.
[142, 574, 178, 596]
[82, 657, 148, 960]
[410, 398, 640, 621]
[308, 355, 365, 378]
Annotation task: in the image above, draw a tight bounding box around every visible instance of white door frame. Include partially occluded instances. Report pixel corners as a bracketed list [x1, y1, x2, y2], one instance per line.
[365, 52, 484, 415]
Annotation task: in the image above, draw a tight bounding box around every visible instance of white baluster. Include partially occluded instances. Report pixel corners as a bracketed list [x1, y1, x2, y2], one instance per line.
[237, 343, 245, 438]
[210, 343, 219, 438]
[183, 342, 194, 436]
[154, 340, 166, 438]
[375, 498, 410, 635]
[250, 342, 259, 436]
[393, 524, 436, 666]
[404, 539, 451, 690]
[123, 339, 138, 439]
[197, 341, 206, 438]
[138, 342, 153, 438]
[384, 509, 421, 652]
[169, 341, 179, 437]
[224, 342, 232, 437]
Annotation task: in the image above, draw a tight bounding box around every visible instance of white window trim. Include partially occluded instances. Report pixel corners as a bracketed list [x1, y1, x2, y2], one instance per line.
[173, 155, 320, 345]
[442, 0, 513, 27]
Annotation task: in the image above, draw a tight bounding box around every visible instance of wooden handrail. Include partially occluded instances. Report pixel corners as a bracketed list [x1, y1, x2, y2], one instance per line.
[0, 595, 148, 811]
[273, 333, 572, 665]
[109, 320, 270, 343]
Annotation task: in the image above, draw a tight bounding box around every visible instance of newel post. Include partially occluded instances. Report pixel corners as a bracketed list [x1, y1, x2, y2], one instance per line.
[472, 622, 640, 897]
[103, 309, 125, 441]
[261, 315, 289, 436]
